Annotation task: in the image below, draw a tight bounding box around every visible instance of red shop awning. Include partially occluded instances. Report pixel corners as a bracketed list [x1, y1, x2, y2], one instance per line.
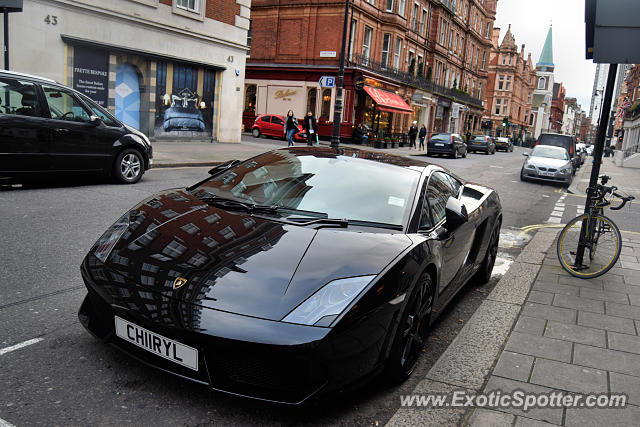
[363, 86, 413, 115]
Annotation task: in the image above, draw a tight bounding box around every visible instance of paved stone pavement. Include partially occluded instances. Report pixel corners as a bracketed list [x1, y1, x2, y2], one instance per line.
[466, 232, 640, 426]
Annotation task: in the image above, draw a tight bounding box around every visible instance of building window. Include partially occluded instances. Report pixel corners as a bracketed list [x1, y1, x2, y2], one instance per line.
[455, 34, 459, 53]
[527, 93, 531, 104]
[398, 0, 406, 16]
[449, 29, 453, 48]
[440, 19, 446, 45]
[421, 9, 427, 35]
[173, 0, 204, 20]
[508, 55, 512, 65]
[307, 88, 317, 116]
[244, 85, 256, 113]
[177, 0, 198, 12]
[348, 19, 356, 61]
[478, 82, 483, 99]
[412, 3, 419, 31]
[408, 50, 415, 74]
[320, 89, 332, 120]
[502, 55, 506, 65]
[495, 99, 501, 115]
[386, 0, 394, 11]
[503, 100, 509, 115]
[485, 22, 491, 37]
[538, 77, 546, 89]
[362, 26, 372, 64]
[481, 51, 486, 69]
[246, 20, 252, 54]
[394, 37, 402, 69]
[506, 76, 511, 91]
[382, 33, 391, 68]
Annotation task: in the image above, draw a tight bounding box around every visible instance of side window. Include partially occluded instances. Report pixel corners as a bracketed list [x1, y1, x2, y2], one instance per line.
[443, 173, 462, 198]
[42, 85, 91, 123]
[418, 184, 434, 230]
[426, 172, 454, 224]
[0, 77, 42, 117]
[272, 116, 284, 126]
[80, 95, 118, 127]
[260, 115, 270, 123]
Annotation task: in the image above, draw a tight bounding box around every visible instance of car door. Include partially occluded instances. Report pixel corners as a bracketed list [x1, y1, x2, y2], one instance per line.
[41, 84, 111, 172]
[271, 115, 285, 138]
[258, 115, 271, 136]
[424, 171, 472, 293]
[0, 76, 51, 173]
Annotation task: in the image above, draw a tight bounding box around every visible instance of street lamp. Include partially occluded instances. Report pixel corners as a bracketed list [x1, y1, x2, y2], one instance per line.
[330, 0, 350, 148]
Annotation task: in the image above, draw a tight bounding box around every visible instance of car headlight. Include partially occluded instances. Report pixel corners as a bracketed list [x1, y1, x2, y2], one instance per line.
[282, 275, 376, 327]
[559, 165, 572, 174]
[524, 162, 536, 170]
[93, 213, 131, 263]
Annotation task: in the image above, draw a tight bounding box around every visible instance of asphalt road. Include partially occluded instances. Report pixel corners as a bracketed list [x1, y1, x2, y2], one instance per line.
[0, 149, 608, 426]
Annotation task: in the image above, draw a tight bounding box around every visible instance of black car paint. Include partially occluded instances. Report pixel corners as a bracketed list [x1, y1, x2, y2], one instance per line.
[0, 72, 152, 177]
[426, 134, 467, 157]
[79, 147, 501, 404]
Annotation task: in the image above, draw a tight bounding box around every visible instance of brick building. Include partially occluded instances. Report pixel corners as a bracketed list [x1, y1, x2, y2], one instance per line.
[550, 82, 565, 133]
[244, 0, 497, 142]
[482, 24, 535, 140]
[2, 0, 251, 142]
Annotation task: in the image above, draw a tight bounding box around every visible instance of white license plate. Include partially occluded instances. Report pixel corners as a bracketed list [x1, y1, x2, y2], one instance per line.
[435, 143, 444, 147]
[114, 316, 198, 371]
[539, 171, 552, 177]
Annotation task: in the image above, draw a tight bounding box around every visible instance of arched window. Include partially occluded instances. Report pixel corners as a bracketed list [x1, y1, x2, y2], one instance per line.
[538, 77, 546, 90]
[244, 85, 256, 113]
[320, 89, 332, 120]
[307, 88, 317, 116]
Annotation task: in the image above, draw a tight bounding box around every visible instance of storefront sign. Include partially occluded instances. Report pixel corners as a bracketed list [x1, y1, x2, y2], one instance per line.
[274, 89, 297, 101]
[320, 51, 337, 58]
[363, 77, 396, 92]
[437, 98, 452, 108]
[451, 103, 461, 119]
[354, 77, 365, 91]
[73, 45, 109, 107]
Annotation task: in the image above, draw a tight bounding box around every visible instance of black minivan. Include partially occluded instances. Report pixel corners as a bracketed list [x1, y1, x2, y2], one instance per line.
[536, 133, 579, 173]
[0, 70, 152, 184]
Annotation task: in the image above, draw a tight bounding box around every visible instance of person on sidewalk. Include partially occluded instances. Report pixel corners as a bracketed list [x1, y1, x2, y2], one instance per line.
[418, 125, 427, 150]
[408, 121, 418, 149]
[302, 111, 318, 146]
[285, 110, 298, 147]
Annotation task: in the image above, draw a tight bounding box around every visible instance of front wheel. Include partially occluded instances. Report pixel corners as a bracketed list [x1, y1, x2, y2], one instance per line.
[113, 149, 144, 184]
[472, 222, 500, 284]
[385, 272, 434, 383]
[252, 128, 261, 138]
[557, 214, 622, 279]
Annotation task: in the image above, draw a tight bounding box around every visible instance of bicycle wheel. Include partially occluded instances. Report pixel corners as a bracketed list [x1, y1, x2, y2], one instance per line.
[557, 214, 622, 279]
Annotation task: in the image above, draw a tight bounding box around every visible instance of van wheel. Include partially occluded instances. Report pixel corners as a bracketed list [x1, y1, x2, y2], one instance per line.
[114, 149, 143, 184]
[252, 128, 261, 138]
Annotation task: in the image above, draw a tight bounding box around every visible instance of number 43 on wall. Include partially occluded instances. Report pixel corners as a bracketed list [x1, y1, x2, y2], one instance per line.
[44, 15, 58, 25]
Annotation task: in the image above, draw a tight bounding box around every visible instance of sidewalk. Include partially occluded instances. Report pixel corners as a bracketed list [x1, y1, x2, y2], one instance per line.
[569, 156, 640, 197]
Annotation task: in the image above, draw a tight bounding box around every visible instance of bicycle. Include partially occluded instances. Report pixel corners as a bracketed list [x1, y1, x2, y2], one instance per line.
[557, 175, 635, 279]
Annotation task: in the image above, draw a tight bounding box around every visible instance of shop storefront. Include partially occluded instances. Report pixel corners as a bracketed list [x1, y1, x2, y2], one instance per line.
[361, 86, 413, 136]
[434, 98, 451, 133]
[411, 91, 434, 130]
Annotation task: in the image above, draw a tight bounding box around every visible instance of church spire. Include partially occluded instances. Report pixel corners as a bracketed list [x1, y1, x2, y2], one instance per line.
[536, 25, 554, 70]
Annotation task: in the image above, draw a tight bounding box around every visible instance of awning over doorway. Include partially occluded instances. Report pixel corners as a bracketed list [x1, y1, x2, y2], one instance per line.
[363, 86, 413, 114]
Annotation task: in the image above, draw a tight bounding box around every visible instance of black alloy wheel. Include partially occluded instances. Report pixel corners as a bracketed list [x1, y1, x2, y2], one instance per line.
[473, 223, 500, 284]
[386, 272, 434, 382]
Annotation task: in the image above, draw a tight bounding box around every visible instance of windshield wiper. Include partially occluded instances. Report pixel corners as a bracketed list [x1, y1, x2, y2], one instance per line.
[194, 192, 279, 214]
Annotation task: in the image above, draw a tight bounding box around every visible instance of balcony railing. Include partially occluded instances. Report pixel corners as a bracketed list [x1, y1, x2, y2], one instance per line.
[349, 54, 484, 108]
[439, 0, 457, 14]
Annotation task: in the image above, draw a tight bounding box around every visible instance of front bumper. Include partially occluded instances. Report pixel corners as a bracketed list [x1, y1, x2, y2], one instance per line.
[78, 257, 393, 404]
[521, 168, 572, 183]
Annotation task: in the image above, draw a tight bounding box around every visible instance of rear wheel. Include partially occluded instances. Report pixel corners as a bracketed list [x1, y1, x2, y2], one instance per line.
[113, 149, 143, 184]
[252, 128, 261, 138]
[462, 149, 467, 158]
[385, 272, 434, 382]
[451, 148, 458, 159]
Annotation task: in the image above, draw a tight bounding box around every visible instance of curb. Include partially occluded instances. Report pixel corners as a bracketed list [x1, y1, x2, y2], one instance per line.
[387, 228, 560, 426]
[151, 161, 223, 169]
[567, 161, 592, 194]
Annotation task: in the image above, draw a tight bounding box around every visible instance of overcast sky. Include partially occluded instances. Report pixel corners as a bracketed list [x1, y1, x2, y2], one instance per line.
[493, 0, 596, 112]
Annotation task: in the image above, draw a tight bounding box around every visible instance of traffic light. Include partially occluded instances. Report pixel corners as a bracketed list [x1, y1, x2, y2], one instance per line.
[502, 117, 508, 128]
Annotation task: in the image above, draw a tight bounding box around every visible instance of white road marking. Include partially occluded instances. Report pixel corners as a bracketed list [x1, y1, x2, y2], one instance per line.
[542, 194, 550, 198]
[547, 217, 562, 224]
[490, 165, 504, 169]
[550, 211, 564, 217]
[556, 203, 566, 207]
[0, 338, 44, 356]
[492, 254, 514, 278]
[0, 417, 15, 427]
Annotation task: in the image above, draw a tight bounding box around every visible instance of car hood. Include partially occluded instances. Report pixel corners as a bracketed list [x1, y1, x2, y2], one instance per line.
[87, 189, 412, 321]
[526, 157, 571, 169]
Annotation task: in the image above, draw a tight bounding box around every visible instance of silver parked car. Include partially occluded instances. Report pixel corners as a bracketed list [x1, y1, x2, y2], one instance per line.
[520, 145, 573, 185]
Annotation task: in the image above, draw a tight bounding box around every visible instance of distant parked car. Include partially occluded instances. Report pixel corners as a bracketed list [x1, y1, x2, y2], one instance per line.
[520, 145, 573, 185]
[468, 135, 496, 154]
[426, 133, 467, 158]
[494, 137, 513, 152]
[535, 133, 579, 172]
[575, 143, 587, 165]
[251, 114, 306, 142]
[0, 70, 152, 184]
[585, 144, 594, 156]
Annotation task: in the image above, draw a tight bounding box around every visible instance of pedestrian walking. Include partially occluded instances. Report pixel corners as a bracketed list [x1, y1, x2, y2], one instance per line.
[408, 121, 418, 149]
[465, 130, 471, 143]
[302, 111, 318, 146]
[285, 110, 298, 147]
[419, 125, 427, 150]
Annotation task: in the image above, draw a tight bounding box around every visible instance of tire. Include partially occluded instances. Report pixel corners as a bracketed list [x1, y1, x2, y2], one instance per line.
[462, 149, 467, 158]
[557, 214, 622, 279]
[113, 149, 144, 184]
[385, 271, 434, 383]
[252, 128, 261, 138]
[472, 221, 500, 285]
[485, 149, 490, 155]
[520, 169, 526, 181]
[451, 149, 458, 159]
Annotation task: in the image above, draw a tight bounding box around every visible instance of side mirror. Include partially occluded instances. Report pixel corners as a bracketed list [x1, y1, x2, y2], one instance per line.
[522, 152, 529, 157]
[208, 159, 241, 175]
[444, 196, 468, 231]
[89, 115, 102, 126]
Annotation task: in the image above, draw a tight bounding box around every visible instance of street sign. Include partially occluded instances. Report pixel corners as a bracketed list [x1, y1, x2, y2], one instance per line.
[319, 76, 335, 88]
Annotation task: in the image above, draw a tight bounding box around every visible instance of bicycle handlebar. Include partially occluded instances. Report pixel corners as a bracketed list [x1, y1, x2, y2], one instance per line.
[611, 192, 635, 210]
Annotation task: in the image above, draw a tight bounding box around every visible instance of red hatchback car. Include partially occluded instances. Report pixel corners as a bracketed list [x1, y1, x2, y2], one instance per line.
[251, 114, 306, 142]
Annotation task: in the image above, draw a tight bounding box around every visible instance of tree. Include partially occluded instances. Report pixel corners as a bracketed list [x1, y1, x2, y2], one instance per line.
[408, 58, 416, 75]
[426, 66, 433, 81]
[417, 62, 424, 78]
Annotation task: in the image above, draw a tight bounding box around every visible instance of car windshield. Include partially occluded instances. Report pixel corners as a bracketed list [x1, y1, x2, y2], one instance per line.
[538, 135, 571, 148]
[431, 134, 450, 141]
[531, 146, 568, 160]
[195, 150, 421, 226]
